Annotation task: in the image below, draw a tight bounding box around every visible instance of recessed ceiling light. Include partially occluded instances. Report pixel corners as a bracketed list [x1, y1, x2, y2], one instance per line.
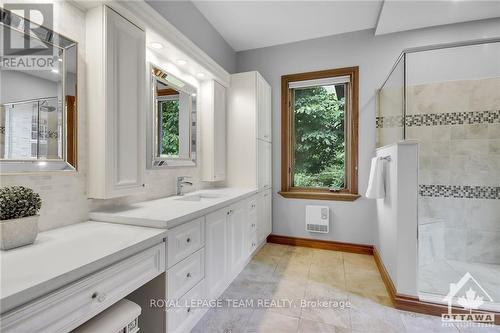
[196, 72, 205, 78]
[150, 42, 163, 49]
[176, 59, 187, 66]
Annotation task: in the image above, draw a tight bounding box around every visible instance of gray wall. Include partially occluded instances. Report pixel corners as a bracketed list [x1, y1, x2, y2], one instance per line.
[236, 18, 500, 245]
[146, 0, 236, 74]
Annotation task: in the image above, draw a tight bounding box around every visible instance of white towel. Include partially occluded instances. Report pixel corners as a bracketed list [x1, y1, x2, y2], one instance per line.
[366, 157, 385, 199]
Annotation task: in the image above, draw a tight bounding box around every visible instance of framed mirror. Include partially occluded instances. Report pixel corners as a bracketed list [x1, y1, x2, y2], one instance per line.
[147, 64, 197, 168]
[0, 8, 78, 173]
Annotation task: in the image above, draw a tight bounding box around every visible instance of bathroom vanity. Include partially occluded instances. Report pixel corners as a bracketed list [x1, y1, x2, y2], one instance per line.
[90, 187, 272, 333]
[0, 222, 167, 333]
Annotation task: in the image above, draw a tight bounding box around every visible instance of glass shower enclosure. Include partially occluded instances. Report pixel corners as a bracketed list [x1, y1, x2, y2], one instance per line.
[378, 39, 500, 311]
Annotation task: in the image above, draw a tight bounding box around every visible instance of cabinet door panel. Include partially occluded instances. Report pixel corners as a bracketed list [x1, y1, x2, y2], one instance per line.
[264, 81, 272, 142]
[228, 201, 247, 278]
[257, 76, 271, 142]
[213, 81, 226, 181]
[105, 7, 145, 194]
[264, 189, 272, 237]
[257, 190, 272, 243]
[257, 140, 271, 190]
[205, 208, 228, 299]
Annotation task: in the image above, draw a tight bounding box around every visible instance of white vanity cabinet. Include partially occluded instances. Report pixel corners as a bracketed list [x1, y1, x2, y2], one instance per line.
[257, 189, 272, 243]
[86, 5, 146, 199]
[205, 208, 229, 299]
[0, 223, 166, 333]
[165, 218, 206, 333]
[228, 200, 249, 278]
[227, 71, 273, 243]
[200, 80, 226, 182]
[204, 195, 260, 301]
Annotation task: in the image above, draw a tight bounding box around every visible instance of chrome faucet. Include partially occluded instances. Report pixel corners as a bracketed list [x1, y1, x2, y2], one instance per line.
[176, 176, 193, 196]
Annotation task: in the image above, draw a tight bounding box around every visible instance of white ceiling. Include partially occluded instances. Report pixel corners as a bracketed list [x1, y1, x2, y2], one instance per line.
[376, 0, 500, 35]
[192, 1, 383, 51]
[192, 0, 500, 52]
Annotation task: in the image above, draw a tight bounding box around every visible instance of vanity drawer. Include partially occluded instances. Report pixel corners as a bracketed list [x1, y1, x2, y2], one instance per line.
[1, 243, 165, 333]
[168, 248, 205, 300]
[168, 279, 206, 333]
[168, 217, 204, 268]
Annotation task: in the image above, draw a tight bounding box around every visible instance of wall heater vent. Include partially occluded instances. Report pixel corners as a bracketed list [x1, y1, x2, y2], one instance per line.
[305, 205, 329, 234]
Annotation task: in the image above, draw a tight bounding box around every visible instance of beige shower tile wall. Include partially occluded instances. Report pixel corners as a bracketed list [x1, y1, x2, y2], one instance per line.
[408, 78, 500, 265]
[407, 77, 500, 115]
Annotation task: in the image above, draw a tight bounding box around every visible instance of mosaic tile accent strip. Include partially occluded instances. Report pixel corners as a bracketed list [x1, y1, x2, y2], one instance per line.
[376, 115, 404, 128]
[419, 184, 500, 199]
[376, 109, 500, 128]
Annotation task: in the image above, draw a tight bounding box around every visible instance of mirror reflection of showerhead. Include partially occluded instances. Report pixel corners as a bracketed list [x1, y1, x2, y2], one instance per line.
[39, 100, 57, 112]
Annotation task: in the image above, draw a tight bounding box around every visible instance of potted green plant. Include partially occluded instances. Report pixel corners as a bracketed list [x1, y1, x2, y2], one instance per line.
[0, 186, 42, 250]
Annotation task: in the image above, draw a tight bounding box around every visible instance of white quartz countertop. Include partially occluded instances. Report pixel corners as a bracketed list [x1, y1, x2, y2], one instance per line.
[0, 221, 166, 313]
[89, 187, 258, 229]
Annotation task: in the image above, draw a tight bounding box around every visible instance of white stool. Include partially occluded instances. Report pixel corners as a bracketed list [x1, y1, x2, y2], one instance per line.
[72, 299, 141, 333]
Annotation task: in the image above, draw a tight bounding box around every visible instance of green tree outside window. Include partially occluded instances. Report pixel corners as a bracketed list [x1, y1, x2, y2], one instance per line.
[160, 99, 180, 156]
[293, 85, 346, 189]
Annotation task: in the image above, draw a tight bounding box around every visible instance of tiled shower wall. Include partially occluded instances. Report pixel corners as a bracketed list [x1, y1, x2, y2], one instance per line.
[381, 77, 500, 265]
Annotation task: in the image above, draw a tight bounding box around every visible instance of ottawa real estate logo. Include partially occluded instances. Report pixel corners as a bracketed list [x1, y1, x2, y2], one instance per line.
[442, 272, 495, 327]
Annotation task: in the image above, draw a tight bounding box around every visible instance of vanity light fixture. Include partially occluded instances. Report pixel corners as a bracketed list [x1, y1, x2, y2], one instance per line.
[176, 59, 187, 66]
[150, 42, 164, 49]
[196, 72, 205, 78]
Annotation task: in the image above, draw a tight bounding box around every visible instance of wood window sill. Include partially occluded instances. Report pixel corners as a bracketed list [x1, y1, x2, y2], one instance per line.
[278, 191, 361, 202]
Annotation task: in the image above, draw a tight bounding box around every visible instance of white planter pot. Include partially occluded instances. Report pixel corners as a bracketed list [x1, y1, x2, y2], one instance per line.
[0, 215, 39, 250]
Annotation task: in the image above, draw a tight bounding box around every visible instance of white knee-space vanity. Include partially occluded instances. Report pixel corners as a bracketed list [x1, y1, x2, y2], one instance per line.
[0, 222, 167, 332]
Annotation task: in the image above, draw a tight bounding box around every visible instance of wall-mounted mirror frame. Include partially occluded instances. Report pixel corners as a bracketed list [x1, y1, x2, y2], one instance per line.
[147, 64, 197, 168]
[0, 7, 78, 173]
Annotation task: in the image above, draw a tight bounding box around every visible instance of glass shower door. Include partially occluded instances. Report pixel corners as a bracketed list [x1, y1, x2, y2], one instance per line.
[407, 41, 500, 310]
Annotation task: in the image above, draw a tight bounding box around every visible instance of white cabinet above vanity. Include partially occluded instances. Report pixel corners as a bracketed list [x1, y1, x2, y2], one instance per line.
[200, 80, 226, 182]
[86, 5, 146, 199]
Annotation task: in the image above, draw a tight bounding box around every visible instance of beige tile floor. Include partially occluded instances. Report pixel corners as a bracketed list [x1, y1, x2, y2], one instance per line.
[192, 243, 500, 333]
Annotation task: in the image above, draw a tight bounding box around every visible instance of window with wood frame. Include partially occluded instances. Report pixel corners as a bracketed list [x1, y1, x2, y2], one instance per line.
[280, 67, 359, 201]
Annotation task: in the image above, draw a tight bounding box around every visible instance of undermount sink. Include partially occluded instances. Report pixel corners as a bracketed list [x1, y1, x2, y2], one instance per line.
[176, 193, 223, 202]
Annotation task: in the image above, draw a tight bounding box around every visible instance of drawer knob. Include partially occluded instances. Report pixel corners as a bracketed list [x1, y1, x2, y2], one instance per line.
[187, 307, 191, 313]
[186, 272, 192, 278]
[91, 292, 106, 303]
[186, 237, 191, 243]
